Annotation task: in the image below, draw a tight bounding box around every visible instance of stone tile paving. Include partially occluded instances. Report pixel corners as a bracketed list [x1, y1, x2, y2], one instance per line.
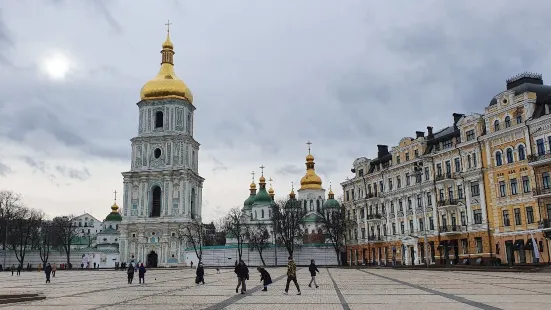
[1, 267, 551, 309]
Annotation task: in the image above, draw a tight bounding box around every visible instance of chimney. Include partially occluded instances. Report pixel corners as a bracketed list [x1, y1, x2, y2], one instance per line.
[377, 145, 389, 158]
[427, 126, 434, 139]
[453, 113, 464, 125]
[415, 131, 424, 139]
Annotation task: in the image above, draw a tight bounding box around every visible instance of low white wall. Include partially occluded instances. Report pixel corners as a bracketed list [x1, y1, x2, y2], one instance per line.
[0, 249, 119, 269]
[185, 244, 339, 267]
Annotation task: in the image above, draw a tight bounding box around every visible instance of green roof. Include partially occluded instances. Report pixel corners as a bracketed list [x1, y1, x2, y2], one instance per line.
[254, 188, 272, 205]
[324, 198, 340, 209]
[243, 194, 255, 210]
[105, 212, 122, 222]
[304, 213, 321, 223]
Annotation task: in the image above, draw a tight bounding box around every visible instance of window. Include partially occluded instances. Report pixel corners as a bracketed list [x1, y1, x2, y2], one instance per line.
[429, 217, 434, 230]
[467, 155, 472, 168]
[496, 151, 503, 166]
[358, 169, 364, 176]
[400, 222, 405, 234]
[261, 209, 264, 218]
[397, 176, 401, 188]
[414, 149, 419, 158]
[361, 228, 365, 239]
[522, 176, 530, 193]
[409, 220, 414, 232]
[537, 139, 545, 156]
[514, 208, 522, 225]
[417, 194, 422, 207]
[439, 189, 444, 201]
[390, 202, 394, 213]
[436, 163, 442, 176]
[466, 129, 475, 141]
[454, 158, 461, 172]
[506, 148, 514, 163]
[460, 211, 466, 226]
[457, 185, 463, 199]
[543, 172, 551, 189]
[406, 173, 410, 186]
[155, 111, 164, 128]
[510, 178, 518, 195]
[379, 181, 384, 192]
[518, 145, 526, 160]
[494, 120, 500, 131]
[547, 204, 551, 223]
[475, 237, 483, 253]
[392, 223, 396, 235]
[499, 181, 506, 197]
[407, 197, 412, 209]
[503, 210, 510, 226]
[526, 207, 534, 224]
[473, 153, 477, 168]
[424, 167, 430, 180]
[505, 116, 511, 128]
[388, 178, 393, 190]
[399, 199, 403, 211]
[396, 155, 400, 164]
[445, 161, 451, 174]
[473, 210, 482, 224]
[448, 187, 454, 200]
[516, 114, 522, 124]
[419, 218, 424, 231]
[405, 152, 410, 161]
[427, 193, 432, 205]
[443, 140, 453, 149]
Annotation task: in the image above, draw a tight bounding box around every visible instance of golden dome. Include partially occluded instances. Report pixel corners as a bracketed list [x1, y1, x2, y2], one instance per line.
[140, 31, 193, 103]
[111, 202, 119, 213]
[268, 187, 275, 196]
[300, 153, 323, 190]
[250, 182, 257, 190]
[328, 185, 334, 196]
[259, 175, 266, 183]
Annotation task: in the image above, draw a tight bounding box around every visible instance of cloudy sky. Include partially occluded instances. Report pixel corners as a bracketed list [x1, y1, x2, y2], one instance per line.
[1, 0, 550, 222]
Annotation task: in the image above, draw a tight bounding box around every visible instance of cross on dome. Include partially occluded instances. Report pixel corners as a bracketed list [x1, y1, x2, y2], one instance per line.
[306, 141, 312, 154]
[113, 190, 118, 202]
[165, 20, 172, 33]
[251, 171, 255, 182]
[259, 165, 265, 176]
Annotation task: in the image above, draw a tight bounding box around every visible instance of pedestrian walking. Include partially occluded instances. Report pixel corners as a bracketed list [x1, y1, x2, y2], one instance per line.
[52, 263, 57, 277]
[11, 264, 15, 276]
[257, 267, 272, 291]
[195, 262, 205, 284]
[234, 260, 249, 294]
[44, 263, 52, 283]
[190, 261, 194, 269]
[16, 264, 21, 275]
[127, 263, 135, 284]
[284, 256, 301, 295]
[138, 263, 146, 284]
[308, 259, 319, 288]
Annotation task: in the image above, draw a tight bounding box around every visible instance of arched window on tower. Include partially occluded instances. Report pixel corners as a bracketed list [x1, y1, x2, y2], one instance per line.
[310, 200, 314, 211]
[494, 120, 500, 131]
[155, 111, 164, 128]
[190, 188, 196, 219]
[186, 113, 191, 133]
[261, 209, 264, 218]
[316, 200, 320, 213]
[496, 151, 503, 166]
[151, 186, 161, 217]
[518, 145, 526, 160]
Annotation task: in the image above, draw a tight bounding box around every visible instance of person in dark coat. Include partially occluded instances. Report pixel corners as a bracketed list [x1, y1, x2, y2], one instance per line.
[234, 260, 249, 294]
[16, 264, 21, 275]
[195, 262, 205, 284]
[257, 267, 272, 291]
[44, 263, 52, 283]
[127, 263, 135, 284]
[138, 263, 146, 284]
[308, 259, 319, 288]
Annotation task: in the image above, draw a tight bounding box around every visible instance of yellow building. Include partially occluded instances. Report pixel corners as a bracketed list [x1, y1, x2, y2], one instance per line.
[482, 73, 551, 264]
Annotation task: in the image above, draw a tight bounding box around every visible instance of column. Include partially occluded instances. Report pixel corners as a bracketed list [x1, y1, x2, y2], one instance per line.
[479, 176, 488, 225]
[179, 177, 184, 215]
[465, 180, 473, 226]
[364, 205, 368, 240]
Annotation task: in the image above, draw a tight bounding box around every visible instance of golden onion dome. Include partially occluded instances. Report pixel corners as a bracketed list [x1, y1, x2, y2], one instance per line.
[250, 182, 257, 190]
[140, 31, 193, 103]
[259, 175, 266, 183]
[300, 153, 323, 190]
[268, 187, 275, 196]
[111, 202, 119, 212]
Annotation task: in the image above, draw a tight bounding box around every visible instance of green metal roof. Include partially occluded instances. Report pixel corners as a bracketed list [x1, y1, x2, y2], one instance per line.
[253, 188, 272, 205]
[105, 212, 122, 222]
[324, 198, 340, 209]
[304, 213, 321, 223]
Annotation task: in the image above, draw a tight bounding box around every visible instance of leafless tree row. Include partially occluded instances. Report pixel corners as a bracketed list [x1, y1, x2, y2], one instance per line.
[0, 190, 79, 268]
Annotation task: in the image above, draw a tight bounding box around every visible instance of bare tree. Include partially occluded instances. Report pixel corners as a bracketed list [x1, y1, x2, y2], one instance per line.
[223, 207, 248, 261]
[317, 203, 353, 265]
[246, 222, 271, 266]
[7, 207, 42, 267]
[178, 217, 204, 262]
[271, 198, 306, 257]
[0, 191, 23, 252]
[52, 215, 79, 268]
[37, 220, 54, 265]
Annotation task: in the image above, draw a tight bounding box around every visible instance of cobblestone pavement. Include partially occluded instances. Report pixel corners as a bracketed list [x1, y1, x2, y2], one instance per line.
[1, 267, 551, 309]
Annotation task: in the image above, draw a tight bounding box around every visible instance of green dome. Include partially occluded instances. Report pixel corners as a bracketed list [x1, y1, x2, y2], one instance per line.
[254, 188, 272, 205]
[324, 198, 340, 209]
[304, 213, 321, 223]
[243, 194, 255, 210]
[105, 212, 122, 222]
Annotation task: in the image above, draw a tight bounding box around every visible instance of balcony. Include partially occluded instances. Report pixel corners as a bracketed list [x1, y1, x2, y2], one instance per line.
[533, 186, 551, 198]
[528, 151, 551, 166]
[437, 198, 465, 210]
[368, 234, 384, 242]
[366, 213, 385, 224]
[435, 172, 454, 182]
[438, 225, 467, 234]
[366, 193, 379, 200]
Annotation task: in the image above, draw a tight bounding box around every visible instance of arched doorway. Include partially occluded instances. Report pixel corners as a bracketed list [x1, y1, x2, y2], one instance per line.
[147, 251, 158, 268]
[190, 188, 195, 219]
[151, 186, 161, 217]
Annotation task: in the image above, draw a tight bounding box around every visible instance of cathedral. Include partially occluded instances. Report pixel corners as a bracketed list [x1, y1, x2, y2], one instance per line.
[118, 25, 204, 267]
[229, 145, 341, 244]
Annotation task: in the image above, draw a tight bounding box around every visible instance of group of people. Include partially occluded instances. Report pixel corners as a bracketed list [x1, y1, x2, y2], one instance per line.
[126, 263, 147, 284]
[11, 263, 57, 283]
[233, 257, 320, 295]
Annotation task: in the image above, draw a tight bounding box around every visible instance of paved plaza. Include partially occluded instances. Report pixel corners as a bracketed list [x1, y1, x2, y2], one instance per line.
[1, 267, 551, 309]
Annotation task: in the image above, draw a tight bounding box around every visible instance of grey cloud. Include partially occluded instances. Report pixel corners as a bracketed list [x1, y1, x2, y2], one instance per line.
[276, 164, 302, 176]
[55, 165, 91, 181]
[22, 156, 48, 174]
[0, 161, 11, 176]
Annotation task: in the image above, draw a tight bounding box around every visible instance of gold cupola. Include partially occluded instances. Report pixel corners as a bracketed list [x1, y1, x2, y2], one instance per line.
[140, 21, 194, 103]
[268, 177, 275, 199]
[289, 182, 296, 199]
[299, 141, 323, 190]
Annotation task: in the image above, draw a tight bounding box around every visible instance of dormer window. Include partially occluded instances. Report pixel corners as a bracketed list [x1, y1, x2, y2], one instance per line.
[494, 120, 500, 131]
[466, 129, 475, 141]
[358, 169, 364, 177]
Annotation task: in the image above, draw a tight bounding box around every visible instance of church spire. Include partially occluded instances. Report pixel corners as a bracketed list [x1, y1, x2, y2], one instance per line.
[299, 141, 323, 190]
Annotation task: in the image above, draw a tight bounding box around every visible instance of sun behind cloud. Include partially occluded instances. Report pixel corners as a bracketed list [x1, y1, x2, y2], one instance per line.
[40, 52, 74, 81]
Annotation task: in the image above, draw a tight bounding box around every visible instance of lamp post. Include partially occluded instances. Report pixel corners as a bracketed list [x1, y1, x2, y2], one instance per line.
[414, 162, 430, 267]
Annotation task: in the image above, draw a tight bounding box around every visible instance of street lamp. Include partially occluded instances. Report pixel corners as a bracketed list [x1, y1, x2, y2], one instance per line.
[414, 162, 430, 267]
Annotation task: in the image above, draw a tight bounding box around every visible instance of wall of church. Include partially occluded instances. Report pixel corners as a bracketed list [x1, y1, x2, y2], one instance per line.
[0, 250, 120, 269]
